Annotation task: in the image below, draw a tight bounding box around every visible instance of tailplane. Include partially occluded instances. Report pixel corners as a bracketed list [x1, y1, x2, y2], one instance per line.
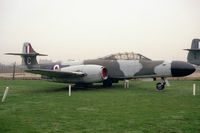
[184, 39, 200, 66]
[6, 42, 47, 69]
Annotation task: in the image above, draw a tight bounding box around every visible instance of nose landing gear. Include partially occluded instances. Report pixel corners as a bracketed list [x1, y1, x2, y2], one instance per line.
[156, 77, 169, 91]
[156, 82, 166, 90]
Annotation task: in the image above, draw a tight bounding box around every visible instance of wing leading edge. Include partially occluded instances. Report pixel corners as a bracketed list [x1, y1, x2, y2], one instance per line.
[25, 69, 85, 78]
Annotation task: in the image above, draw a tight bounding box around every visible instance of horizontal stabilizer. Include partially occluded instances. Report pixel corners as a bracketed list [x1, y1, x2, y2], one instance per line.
[184, 49, 200, 51]
[25, 69, 85, 78]
[5, 53, 48, 56]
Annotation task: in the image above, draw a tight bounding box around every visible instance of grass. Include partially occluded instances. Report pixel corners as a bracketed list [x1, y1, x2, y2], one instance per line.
[0, 80, 200, 133]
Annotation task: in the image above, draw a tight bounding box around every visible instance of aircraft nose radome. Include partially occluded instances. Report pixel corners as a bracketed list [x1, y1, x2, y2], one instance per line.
[171, 61, 195, 77]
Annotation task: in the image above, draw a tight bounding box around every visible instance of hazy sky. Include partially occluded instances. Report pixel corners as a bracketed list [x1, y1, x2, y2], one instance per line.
[0, 0, 200, 64]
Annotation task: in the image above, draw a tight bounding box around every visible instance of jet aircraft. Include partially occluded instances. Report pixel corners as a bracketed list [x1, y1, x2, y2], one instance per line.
[6, 43, 195, 90]
[184, 39, 200, 66]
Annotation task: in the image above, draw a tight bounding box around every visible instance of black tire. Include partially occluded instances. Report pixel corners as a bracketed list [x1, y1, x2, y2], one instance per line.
[103, 79, 112, 87]
[156, 82, 165, 90]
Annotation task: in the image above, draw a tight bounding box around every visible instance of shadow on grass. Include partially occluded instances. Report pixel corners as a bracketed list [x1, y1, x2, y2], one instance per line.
[30, 83, 126, 94]
[29, 81, 167, 94]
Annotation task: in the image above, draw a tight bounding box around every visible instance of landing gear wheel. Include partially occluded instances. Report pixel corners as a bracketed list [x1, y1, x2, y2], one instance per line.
[103, 79, 112, 87]
[156, 82, 165, 90]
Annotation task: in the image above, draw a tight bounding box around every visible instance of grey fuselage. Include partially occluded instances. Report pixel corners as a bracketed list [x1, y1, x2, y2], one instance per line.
[38, 59, 195, 83]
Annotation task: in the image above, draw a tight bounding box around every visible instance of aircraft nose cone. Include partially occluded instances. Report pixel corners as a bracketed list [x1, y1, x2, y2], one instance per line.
[171, 61, 195, 77]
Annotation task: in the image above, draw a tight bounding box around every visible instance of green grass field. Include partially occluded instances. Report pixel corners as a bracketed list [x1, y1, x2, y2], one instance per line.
[0, 80, 200, 133]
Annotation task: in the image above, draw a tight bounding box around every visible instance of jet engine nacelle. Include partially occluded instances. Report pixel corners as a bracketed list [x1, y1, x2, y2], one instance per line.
[61, 65, 108, 83]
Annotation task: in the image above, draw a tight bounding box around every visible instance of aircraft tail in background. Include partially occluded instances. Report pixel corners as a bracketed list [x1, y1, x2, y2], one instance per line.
[6, 42, 47, 69]
[184, 39, 200, 66]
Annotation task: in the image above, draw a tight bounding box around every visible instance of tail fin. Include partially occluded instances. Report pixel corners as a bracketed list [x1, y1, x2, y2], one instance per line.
[6, 42, 47, 69]
[191, 39, 200, 49]
[23, 42, 36, 54]
[184, 39, 200, 65]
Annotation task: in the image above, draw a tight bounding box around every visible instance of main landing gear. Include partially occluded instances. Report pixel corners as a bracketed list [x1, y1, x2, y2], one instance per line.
[103, 79, 113, 87]
[156, 77, 170, 91]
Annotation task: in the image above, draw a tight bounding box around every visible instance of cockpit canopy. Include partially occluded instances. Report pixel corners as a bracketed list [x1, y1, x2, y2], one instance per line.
[99, 52, 151, 61]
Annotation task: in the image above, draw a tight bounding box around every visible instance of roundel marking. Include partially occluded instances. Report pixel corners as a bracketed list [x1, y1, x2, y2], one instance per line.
[53, 64, 60, 70]
[27, 57, 32, 65]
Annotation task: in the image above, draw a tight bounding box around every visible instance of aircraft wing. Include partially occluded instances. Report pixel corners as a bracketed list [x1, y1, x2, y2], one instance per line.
[25, 69, 85, 78]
